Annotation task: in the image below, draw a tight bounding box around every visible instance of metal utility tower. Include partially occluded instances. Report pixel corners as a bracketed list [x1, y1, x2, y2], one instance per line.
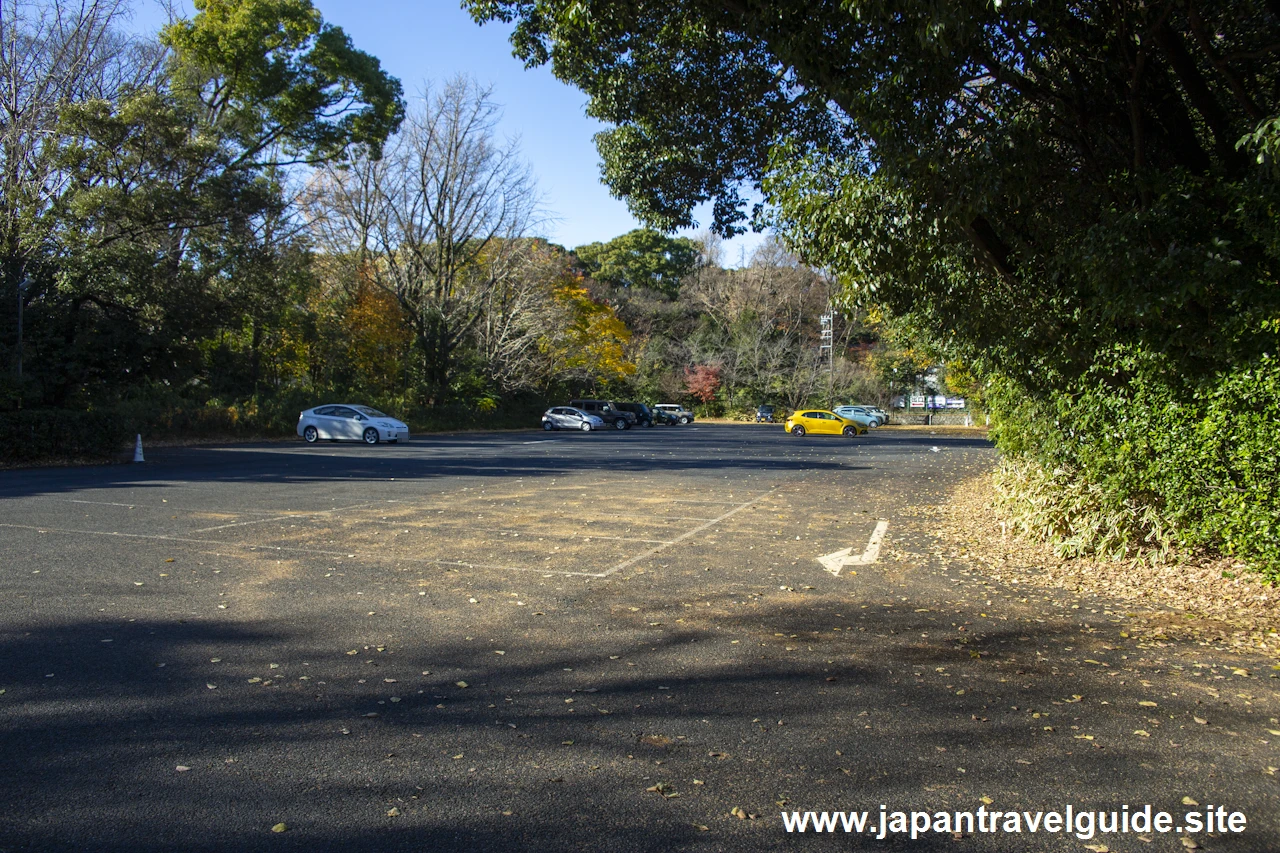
[820, 313, 833, 408]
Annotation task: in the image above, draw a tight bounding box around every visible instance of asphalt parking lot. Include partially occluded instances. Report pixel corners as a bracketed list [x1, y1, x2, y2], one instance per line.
[1, 425, 1276, 852]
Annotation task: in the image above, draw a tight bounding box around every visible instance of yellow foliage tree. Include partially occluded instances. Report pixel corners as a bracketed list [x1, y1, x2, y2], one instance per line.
[344, 275, 413, 395]
[541, 276, 635, 385]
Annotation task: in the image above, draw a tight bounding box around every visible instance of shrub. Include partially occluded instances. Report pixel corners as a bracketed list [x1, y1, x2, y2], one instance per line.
[0, 408, 135, 464]
[990, 349, 1280, 582]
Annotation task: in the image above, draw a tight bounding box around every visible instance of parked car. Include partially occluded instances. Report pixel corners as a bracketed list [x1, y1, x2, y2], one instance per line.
[755, 404, 776, 423]
[298, 405, 409, 445]
[651, 407, 681, 426]
[654, 403, 695, 425]
[542, 406, 605, 431]
[614, 401, 657, 427]
[569, 399, 636, 430]
[848, 405, 889, 426]
[785, 409, 868, 437]
[833, 405, 881, 428]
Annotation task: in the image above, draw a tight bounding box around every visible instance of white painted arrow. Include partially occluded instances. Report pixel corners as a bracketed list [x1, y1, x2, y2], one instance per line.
[818, 520, 890, 576]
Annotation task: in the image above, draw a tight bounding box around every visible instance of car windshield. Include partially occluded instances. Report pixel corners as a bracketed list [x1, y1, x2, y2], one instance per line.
[355, 407, 389, 418]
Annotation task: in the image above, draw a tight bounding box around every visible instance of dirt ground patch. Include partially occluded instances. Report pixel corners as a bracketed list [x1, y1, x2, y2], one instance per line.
[932, 473, 1280, 656]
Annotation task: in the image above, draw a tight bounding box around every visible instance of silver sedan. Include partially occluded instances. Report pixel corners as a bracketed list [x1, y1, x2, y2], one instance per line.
[297, 405, 409, 444]
[541, 407, 605, 431]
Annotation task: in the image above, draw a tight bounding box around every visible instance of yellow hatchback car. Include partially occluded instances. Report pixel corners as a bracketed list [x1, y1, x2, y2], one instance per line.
[784, 409, 868, 437]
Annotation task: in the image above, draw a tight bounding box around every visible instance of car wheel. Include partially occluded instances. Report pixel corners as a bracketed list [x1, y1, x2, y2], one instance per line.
[302, 425, 319, 443]
[614, 419, 628, 430]
[580, 421, 592, 432]
[363, 427, 379, 445]
[679, 416, 689, 424]
[645, 419, 654, 428]
[843, 425, 857, 436]
[543, 421, 553, 431]
[792, 424, 805, 437]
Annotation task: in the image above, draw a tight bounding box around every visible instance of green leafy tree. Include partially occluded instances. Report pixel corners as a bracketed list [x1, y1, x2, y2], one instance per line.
[1, 0, 402, 409]
[161, 0, 404, 164]
[574, 228, 699, 298]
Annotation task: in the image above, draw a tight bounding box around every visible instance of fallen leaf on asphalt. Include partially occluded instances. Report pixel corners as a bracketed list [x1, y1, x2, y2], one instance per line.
[980, 796, 993, 805]
[646, 782, 679, 798]
[692, 824, 709, 831]
[1138, 701, 1157, 707]
[1182, 796, 1199, 806]
[455, 681, 468, 688]
[387, 807, 400, 817]
[175, 766, 190, 772]
[1180, 837, 1199, 849]
[1193, 717, 1208, 724]
[1133, 730, 1151, 737]
[1073, 735, 1094, 740]
[271, 823, 287, 833]
[1268, 729, 1280, 736]
[1083, 845, 1109, 852]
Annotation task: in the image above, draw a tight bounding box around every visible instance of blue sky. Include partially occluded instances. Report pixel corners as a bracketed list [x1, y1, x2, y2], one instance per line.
[125, 0, 766, 264]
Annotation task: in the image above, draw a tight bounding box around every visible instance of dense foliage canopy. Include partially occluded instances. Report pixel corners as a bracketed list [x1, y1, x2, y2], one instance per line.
[469, 0, 1279, 387]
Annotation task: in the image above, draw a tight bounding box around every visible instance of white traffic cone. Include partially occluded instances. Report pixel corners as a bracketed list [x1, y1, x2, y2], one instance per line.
[133, 434, 144, 463]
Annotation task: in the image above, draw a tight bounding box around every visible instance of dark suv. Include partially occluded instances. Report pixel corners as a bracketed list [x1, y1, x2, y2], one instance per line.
[755, 404, 775, 423]
[569, 399, 636, 430]
[614, 402, 657, 427]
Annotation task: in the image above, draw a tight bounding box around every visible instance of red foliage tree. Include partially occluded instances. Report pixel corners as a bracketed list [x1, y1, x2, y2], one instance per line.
[683, 364, 722, 405]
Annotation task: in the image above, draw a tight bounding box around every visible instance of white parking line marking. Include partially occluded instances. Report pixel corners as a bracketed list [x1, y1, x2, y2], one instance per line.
[2, 488, 772, 580]
[817, 520, 890, 576]
[600, 492, 772, 577]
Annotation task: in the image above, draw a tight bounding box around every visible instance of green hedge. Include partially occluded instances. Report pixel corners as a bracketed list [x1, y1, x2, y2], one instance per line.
[990, 349, 1280, 582]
